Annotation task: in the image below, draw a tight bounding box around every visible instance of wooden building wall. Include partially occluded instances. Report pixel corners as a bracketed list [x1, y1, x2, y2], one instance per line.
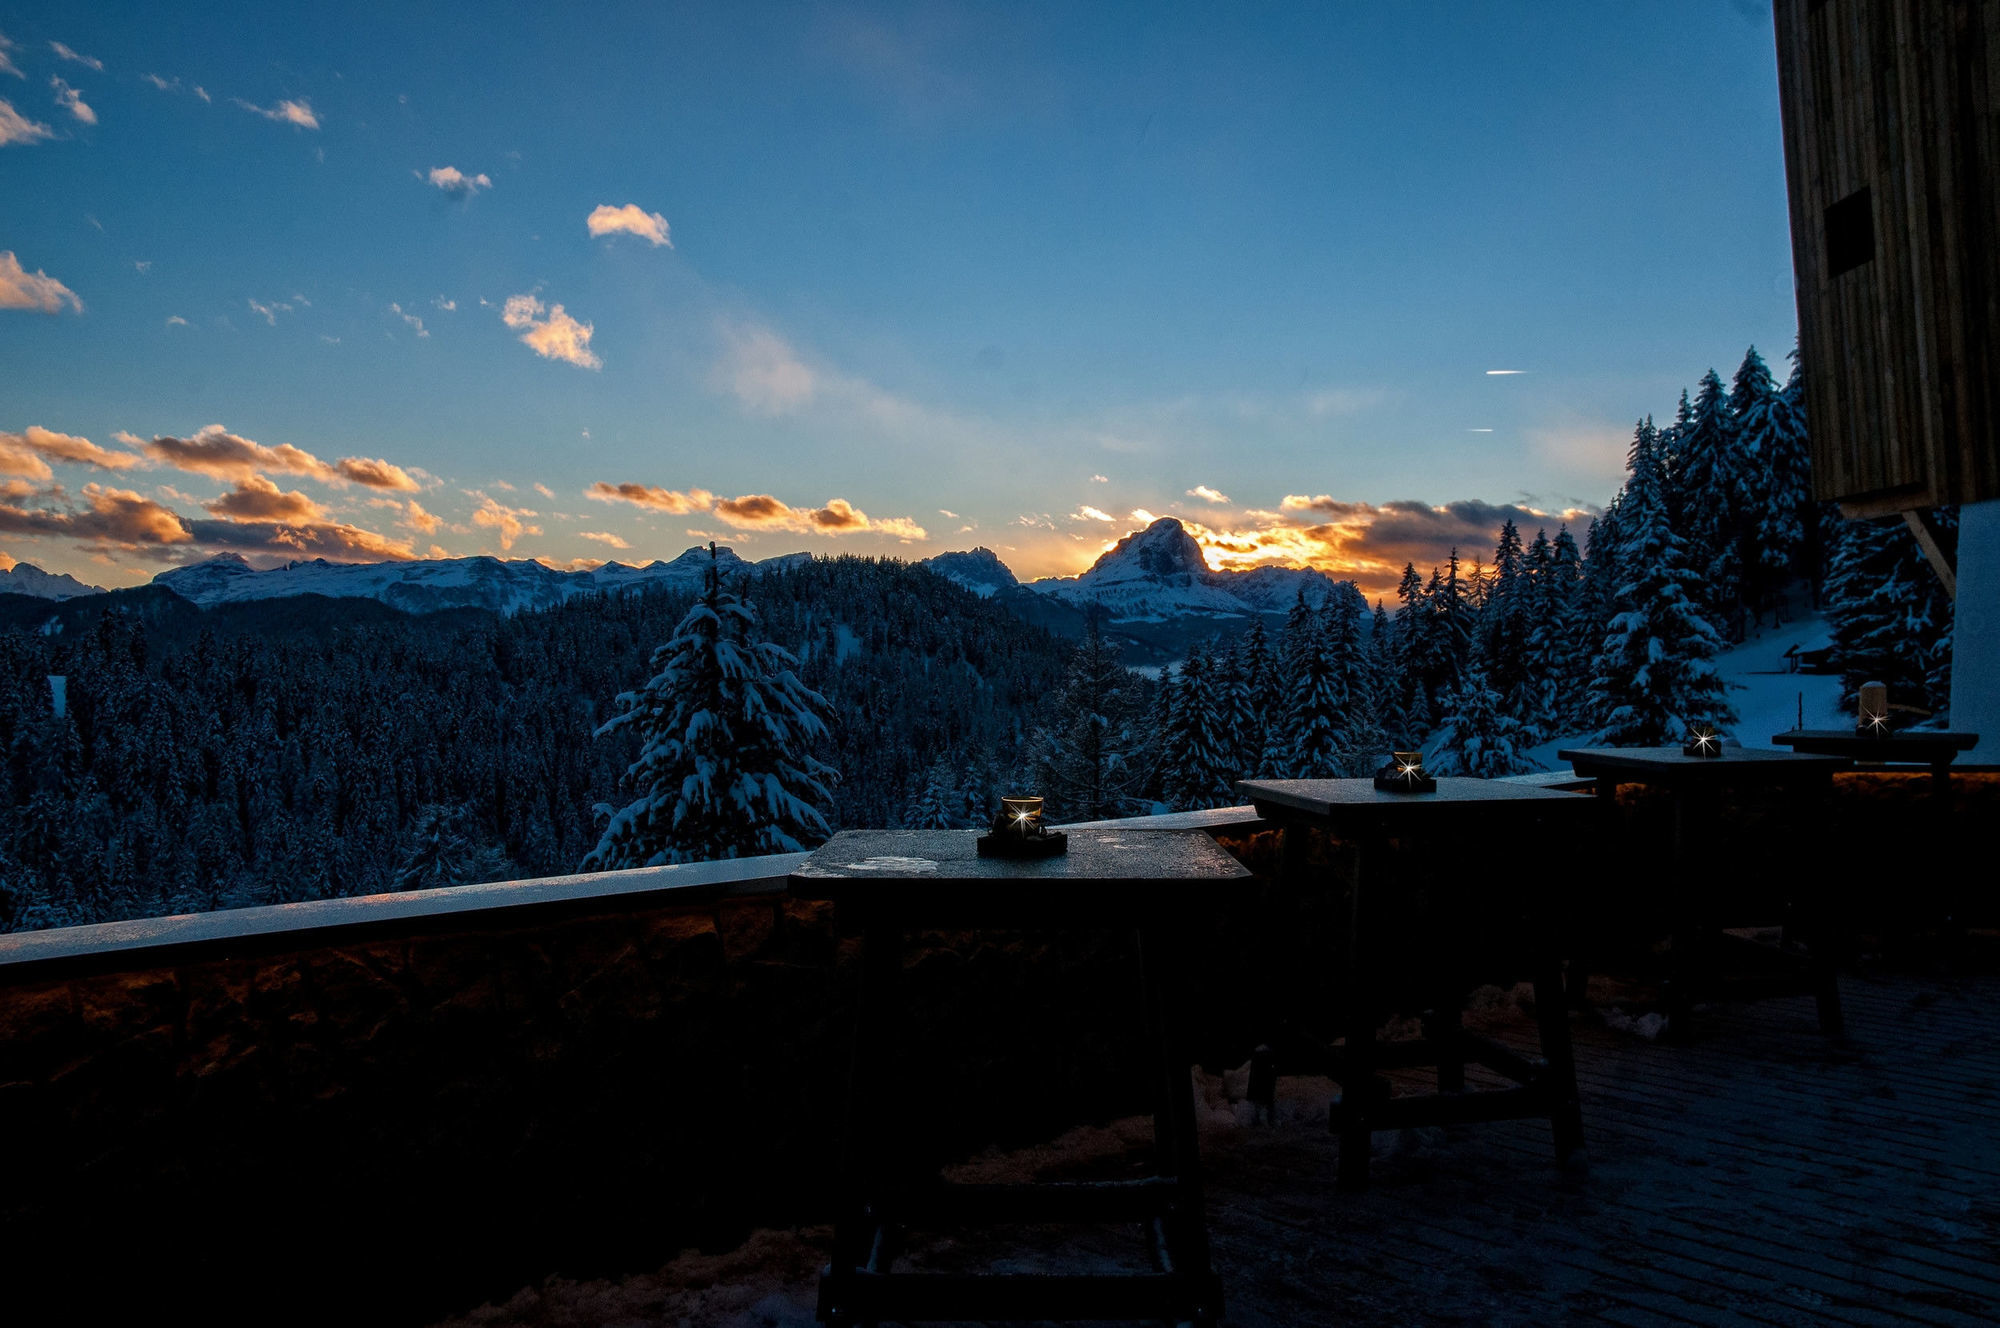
[1774, 0, 2000, 514]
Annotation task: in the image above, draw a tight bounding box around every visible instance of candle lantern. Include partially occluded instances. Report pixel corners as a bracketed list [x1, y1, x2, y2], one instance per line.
[977, 793, 1069, 858]
[1681, 720, 1723, 759]
[1856, 681, 1890, 735]
[1373, 750, 1436, 794]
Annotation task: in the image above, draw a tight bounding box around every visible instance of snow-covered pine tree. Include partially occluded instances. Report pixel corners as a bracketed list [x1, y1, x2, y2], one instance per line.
[582, 547, 836, 868]
[1725, 346, 1789, 624]
[1390, 562, 1430, 740]
[1368, 600, 1409, 747]
[1430, 550, 1474, 694]
[1424, 664, 1542, 777]
[1587, 421, 1736, 745]
[1538, 525, 1587, 732]
[1480, 518, 1529, 698]
[395, 803, 510, 891]
[908, 755, 963, 829]
[1674, 369, 1749, 637]
[1233, 618, 1280, 777]
[1324, 582, 1384, 774]
[1822, 511, 1957, 716]
[1160, 642, 1235, 809]
[1277, 616, 1350, 778]
[1755, 347, 1815, 600]
[1511, 527, 1557, 736]
[1032, 610, 1150, 820]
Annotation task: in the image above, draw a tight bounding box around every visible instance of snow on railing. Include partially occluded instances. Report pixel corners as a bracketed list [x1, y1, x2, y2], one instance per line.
[0, 808, 1273, 984]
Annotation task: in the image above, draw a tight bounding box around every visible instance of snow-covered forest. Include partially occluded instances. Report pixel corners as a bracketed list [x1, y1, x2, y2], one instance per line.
[0, 347, 1957, 931]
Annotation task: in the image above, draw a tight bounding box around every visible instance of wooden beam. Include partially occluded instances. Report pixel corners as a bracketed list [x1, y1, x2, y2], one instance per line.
[1902, 509, 1958, 598]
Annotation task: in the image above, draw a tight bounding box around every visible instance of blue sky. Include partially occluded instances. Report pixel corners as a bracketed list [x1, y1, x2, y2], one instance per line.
[2, 1, 1798, 596]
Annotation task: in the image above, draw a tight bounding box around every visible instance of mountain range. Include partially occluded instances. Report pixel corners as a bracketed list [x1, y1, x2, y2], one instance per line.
[0, 562, 107, 600]
[0, 517, 1335, 663]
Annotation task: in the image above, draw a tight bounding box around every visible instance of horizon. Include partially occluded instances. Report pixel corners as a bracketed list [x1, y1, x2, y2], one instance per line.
[4, 3, 1796, 592]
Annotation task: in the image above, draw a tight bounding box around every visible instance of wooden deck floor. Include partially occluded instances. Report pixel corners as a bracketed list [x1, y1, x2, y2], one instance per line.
[436, 969, 2000, 1328]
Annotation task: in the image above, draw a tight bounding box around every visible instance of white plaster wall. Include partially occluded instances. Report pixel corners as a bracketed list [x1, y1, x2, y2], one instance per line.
[1950, 498, 2000, 761]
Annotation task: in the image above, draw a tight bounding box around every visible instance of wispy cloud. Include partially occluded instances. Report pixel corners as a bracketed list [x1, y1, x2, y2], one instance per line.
[501, 293, 600, 369]
[0, 30, 22, 79]
[714, 323, 816, 414]
[1075, 505, 1115, 523]
[0, 251, 82, 312]
[234, 97, 319, 130]
[586, 203, 671, 247]
[1486, 369, 1527, 376]
[1186, 485, 1230, 505]
[0, 99, 54, 146]
[247, 297, 292, 326]
[388, 302, 428, 337]
[50, 76, 94, 124]
[48, 41, 103, 72]
[165, 314, 188, 326]
[578, 530, 631, 549]
[423, 165, 490, 195]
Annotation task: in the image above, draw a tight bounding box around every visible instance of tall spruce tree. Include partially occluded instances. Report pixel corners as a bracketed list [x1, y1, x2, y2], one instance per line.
[583, 549, 836, 868]
[1233, 617, 1280, 777]
[1276, 614, 1349, 778]
[1324, 582, 1384, 774]
[1756, 347, 1815, 598]
[1725, 346, 1787, 623]
[1587, 422, 1735, 745]
[1160, 643, 1235, 809]
[1674, 369, 1749, 636]
[1032, 611, 1151, 820]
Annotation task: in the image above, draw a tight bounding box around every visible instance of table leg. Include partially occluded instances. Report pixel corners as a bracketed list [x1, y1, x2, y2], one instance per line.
[1531, 947, 1586, 1167]
[1800, 773, 1845, 1036]
[822, 914, 903, 1328]
[1137, 917, 1222, 1324]
[1661, 789, 1704, 1044]
[1566, 777, 1621, 1009]
[1335, 833, 1385, 1190]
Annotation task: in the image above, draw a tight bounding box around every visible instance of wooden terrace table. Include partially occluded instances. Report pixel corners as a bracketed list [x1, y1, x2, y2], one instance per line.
[789, 827, 1250, 1327]
[1771, 728, 1978, 795]
[1236, 777, 1599, 1190]
[1557, 746, 1849, 1039]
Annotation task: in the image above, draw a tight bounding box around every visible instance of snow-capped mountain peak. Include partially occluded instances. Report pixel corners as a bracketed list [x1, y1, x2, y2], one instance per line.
[0, 560, 108, 600]
[923, 547, 1019, 598]
[1095, 517, 1211, 581]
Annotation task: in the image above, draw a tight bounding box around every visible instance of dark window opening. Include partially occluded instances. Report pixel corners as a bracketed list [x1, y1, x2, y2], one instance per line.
[1825, 186, 1874, 278]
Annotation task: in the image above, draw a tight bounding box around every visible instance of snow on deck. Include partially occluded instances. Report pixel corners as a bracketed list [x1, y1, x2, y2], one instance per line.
[434, 967, 2000, 1327]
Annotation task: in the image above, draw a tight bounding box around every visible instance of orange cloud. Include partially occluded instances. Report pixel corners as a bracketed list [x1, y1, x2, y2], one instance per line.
[141, 424, 418, 490]
[587, 481, 715, 513]
[203, 475, 327, 523]
[713, 493, 927, 540]
[470, 495, 541, 550]
[1, 426, 141, 477]
[501, 294, 600, 370]
[0, 251, 82, 312]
